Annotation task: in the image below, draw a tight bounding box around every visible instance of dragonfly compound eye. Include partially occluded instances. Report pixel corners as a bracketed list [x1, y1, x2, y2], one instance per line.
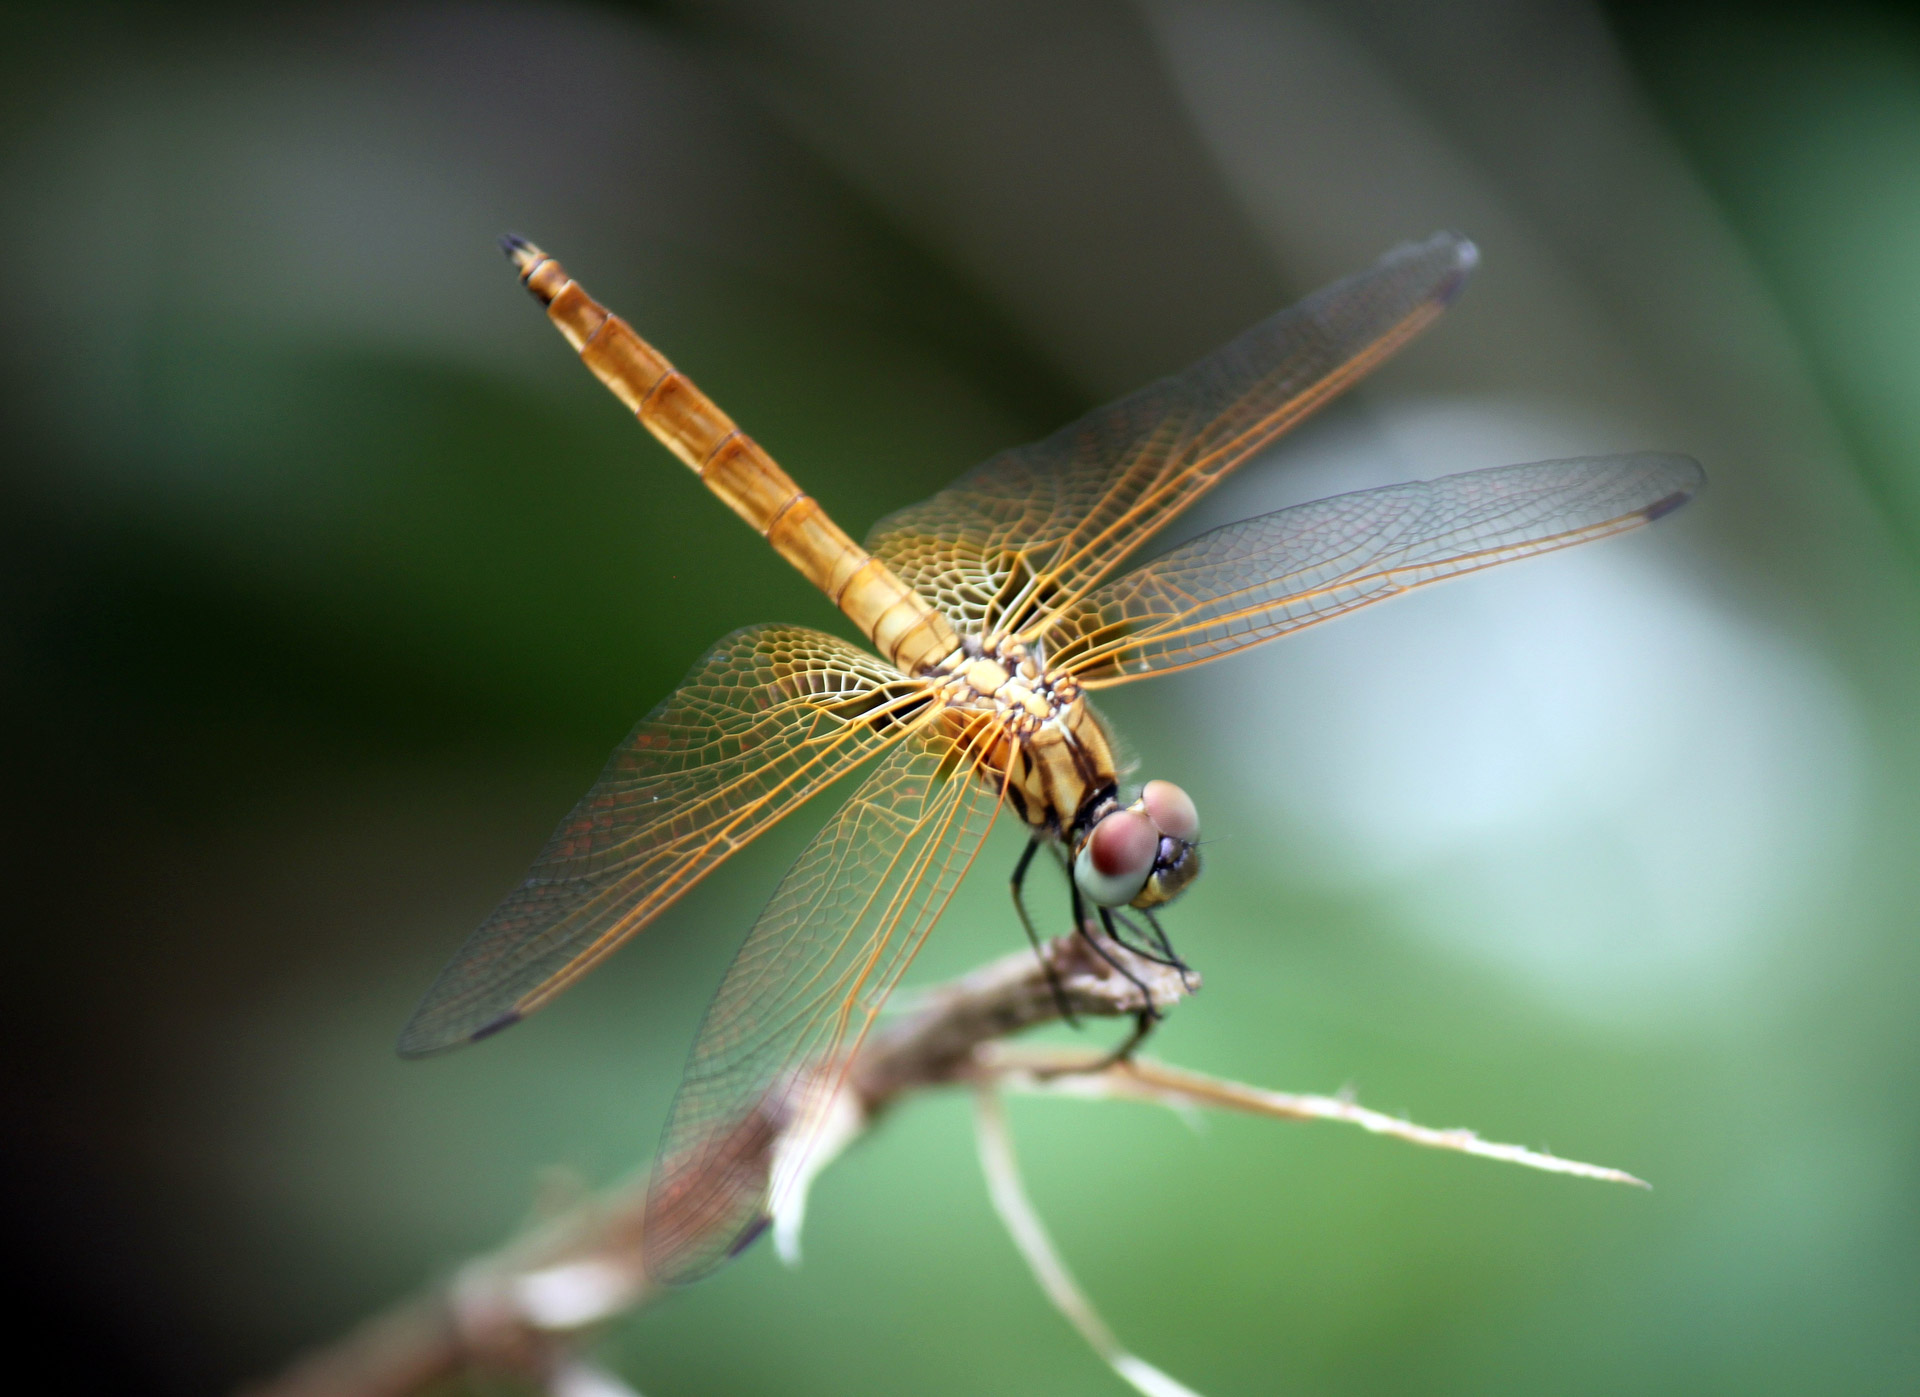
[1141, 779, 1199, 842]
[1074, 808, 1158, 907]
[1138, 835, 1201, 909]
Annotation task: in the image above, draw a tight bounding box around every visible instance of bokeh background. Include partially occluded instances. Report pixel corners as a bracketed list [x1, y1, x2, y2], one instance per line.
[6, 1, 1920, 1392]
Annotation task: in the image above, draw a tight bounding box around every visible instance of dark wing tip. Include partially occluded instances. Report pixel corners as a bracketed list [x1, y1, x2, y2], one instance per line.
[725, 1213, 774, 1262]
[648, 1211, 771, 1288]
[1638, 453, 1706, 522]
[471, 1008, 523, 1042]
[395, 1006, 520, 1059]
[1641, 489, 1693, 523]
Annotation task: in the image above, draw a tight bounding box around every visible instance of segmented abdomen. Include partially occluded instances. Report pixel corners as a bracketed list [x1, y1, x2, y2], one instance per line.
[506, 238, 959, 676]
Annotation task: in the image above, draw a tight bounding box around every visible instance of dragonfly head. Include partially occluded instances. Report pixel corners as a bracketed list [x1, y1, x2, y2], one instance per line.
[1073, 779, 1201, 911]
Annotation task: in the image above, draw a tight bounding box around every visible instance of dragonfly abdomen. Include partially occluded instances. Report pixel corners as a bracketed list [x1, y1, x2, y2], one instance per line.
[504, 237, 960, 676]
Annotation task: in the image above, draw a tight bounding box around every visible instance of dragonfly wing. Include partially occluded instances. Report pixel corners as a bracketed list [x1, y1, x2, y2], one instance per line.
[865, 232, 1477, 639]
[642, 722, 1004, 1284]
[398, 625, 924, 1057]
[1048, 453, 1704, 684]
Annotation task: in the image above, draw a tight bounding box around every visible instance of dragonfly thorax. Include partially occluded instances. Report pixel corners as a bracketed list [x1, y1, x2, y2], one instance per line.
[929, 638, 1117, 833]
[936, 637, 1063, 714]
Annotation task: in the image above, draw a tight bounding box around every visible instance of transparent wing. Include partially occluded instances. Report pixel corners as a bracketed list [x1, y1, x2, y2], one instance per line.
[865, 232, 1477, 642]
[1047, 454, 1704, 685]
[642, 721, 1005, 1283]
[398, 625, 927, 1056]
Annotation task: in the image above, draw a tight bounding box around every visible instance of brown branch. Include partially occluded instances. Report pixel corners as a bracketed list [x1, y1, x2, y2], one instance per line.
[248, 926, 1643, 1397]
[246, 929, 1186, 1397]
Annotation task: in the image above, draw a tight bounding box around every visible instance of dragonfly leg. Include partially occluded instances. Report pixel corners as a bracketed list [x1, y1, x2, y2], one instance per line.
[1003, 890, 1160, 1080]
[1094, 1007, 1158, 1069]
[1104, 908, 1185, 971]
[1083, 901, 1160, 1022]
[1013, 835, 1077, 1026]
[1139, 907, 1198, 991]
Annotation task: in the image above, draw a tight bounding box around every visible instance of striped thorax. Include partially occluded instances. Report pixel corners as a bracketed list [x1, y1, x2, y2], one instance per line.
[927, 639, 1118, 835]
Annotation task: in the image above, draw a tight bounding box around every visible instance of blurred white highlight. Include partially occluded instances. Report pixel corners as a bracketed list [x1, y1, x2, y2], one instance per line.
[1204, 401, 1862, 1022]
[513, 1260, 637, 1329]
[549, 1358, 643, 1397]
[770, 1076, 867, 1267]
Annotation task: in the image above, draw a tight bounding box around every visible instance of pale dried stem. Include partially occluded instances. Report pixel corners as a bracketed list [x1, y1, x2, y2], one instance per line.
[982, 1046, 1651, 1188]
[973, 1085, 1203, 1397]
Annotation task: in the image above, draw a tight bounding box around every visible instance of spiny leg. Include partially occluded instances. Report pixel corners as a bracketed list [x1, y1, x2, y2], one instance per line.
[1103, 909, 1185, 970]
[1098, 909, 1199, 999]
[1012, 835, 1077, 1026]
[1052, 852, 1166, 1000]
[1073, 891, 1159, 1022]
[1093, 908, 1162, 1065]
[1137, 907, 1198, 991]
[1017, 886, 1162, 1080]
[1094, 1007, 1157, 1069]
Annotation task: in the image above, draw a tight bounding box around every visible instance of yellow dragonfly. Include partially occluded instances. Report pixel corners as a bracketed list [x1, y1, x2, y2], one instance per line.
[399, 231, 1700, 1282]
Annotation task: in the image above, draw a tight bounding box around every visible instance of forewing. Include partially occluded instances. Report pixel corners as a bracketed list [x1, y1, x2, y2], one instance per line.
[642, 722, 1004, 1284]
[1048, 453, 1704, 684]
[398, 625, 924, 1056]
[866, 232, 1477, 640]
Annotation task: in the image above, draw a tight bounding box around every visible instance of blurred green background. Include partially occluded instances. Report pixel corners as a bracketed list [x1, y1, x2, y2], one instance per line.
[5, 1, 1920, 1393]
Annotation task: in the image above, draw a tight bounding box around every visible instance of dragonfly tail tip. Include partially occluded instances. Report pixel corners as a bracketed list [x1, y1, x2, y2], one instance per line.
[498, 233, 544, 277]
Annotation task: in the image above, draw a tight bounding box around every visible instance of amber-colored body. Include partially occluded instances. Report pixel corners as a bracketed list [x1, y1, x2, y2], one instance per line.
[926, 638, 1116, 834]
[508, 238, 1116, 839]
[510, 242, 959, 679]
[410, 233, 1697, 1284]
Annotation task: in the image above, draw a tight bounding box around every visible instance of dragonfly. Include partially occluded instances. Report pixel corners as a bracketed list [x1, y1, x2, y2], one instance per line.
[399, 230, 1701, 1283]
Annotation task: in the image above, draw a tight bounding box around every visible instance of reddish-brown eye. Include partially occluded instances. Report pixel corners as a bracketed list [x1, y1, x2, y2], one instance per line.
[1141, 779, 1199, 842]
[1074, 809, 1157, 907]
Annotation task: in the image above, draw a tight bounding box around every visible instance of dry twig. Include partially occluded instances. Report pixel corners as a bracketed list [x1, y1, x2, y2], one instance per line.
[250, 926, 1641, 1397]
